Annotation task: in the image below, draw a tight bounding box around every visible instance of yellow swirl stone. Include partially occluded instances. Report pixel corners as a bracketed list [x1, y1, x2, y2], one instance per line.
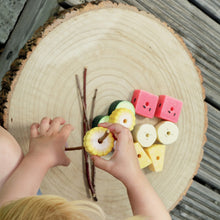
[109, 108, 135, 131]
[83, 127, 114, 156]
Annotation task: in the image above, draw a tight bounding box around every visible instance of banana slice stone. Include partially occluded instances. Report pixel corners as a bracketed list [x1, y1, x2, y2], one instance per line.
[155, 121, 179, 145]
[132, 124, 157, 147]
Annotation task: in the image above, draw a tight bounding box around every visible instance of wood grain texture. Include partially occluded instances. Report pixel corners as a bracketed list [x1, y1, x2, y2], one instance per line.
[171, 181, 220, 219]
[197, 104, 220, 189]
[2, 2, 206, 219]
[189, 0, 220, 23]
[115, 0, 220, 109]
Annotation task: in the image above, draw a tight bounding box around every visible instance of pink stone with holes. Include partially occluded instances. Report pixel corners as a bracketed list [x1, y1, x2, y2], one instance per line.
[131, 90, 159, 118]
[155, 95, 183, 123]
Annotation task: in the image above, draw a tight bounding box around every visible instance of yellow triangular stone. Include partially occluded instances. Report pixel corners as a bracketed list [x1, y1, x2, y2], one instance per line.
[134, 142, 152, 169]
[144, 144, 166, 172]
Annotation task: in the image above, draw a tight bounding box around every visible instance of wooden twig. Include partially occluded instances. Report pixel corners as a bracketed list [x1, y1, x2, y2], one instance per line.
[89, 88, 98, 189]
[91, 158, 95, 189]
[98, 129, 110, 143]
[75, 74, 90, 129]
[65, 146, 83, 151]
[89, 88, 98, 128]
[82, 68, 97, 201]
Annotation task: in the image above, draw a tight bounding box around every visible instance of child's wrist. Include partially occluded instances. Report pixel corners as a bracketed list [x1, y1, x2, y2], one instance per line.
[25, 151, 52, 170]
[122, 169, 145, 188]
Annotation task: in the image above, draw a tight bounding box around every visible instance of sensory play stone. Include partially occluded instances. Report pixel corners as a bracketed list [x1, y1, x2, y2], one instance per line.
[108, 100, 135, 115]
[83, 127, 114, 156]
[155, 121, 179, 145]
[155, 95, 183, 123]
[132, 123, 157, 147]
[131, 89, 159, 118]
[144, 144, 166, 172]
[134, 142, 152, 169]
[92, 115, 110, 127]
[109, 108, 135, 131]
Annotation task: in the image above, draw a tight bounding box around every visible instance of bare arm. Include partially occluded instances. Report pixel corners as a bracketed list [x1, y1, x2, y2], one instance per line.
[0, 152, 49, 206]
[0, 117, 73, 206]
[0, 126, 23, 189]
[125, 171, 170, 219]
[91, 123, 171, 220]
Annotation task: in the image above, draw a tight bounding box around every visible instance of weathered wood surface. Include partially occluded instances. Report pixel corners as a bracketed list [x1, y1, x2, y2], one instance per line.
[171, 103, 220, 219]
[197, 104, 220, 191]
[0, 0, 58, 86]
[189, 0, 220, 23]
[171, 181, 220, 219]
[0, 0, 219, 219]
[0, 0, 27, 44]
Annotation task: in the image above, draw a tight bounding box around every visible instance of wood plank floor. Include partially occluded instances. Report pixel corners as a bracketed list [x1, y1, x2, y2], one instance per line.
[0, 0, 219, 219]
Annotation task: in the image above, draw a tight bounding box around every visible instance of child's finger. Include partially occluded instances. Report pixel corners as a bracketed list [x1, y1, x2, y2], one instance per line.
[98, 123, 123, 138]
[108, 123, 132, 141]
[99, 123, 127, 138]
[47, 117, 66, 134]
[30, 123, 40, 137]
[98, 123, 133, 149]
[39, 117, 51, 135]
[98, 122, 112, 127]
[59, 124, 74, 139]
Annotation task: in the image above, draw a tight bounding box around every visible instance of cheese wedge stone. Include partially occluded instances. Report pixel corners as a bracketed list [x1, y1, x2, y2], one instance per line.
[134, 142, 152, 169]
[144, 144, 166, 172]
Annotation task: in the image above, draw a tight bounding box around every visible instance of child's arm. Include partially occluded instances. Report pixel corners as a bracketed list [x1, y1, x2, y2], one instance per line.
[0, 117, 73, 206]
[0, 126, 24, 189]
[91, 123, 171, 220]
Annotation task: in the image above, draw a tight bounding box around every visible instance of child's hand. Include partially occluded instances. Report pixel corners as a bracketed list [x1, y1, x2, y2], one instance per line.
[91, 123, 142, 185]
[28, 117, 74, 168]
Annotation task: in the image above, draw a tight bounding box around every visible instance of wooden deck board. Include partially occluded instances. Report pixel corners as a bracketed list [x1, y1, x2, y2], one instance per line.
[0, 0, 27, 44]
[171, 181, 220, 219]
[189, 0, 220, 23]
[0, 0, 58, 85]
[197, 104, 220, 190]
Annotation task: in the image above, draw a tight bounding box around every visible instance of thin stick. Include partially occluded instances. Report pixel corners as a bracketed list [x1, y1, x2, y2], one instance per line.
[75, 74, 90, 129]
[82, 68, 97, 201]
[89, 88, 98, 189]
[98, 130, 110, 143]
[65, 146, 83, 151]
[83, 68, 90, 131]
[89, 88, 98, 127]
[91, 158, 95, 189]
[83, 68, 87, 107]
[75, 72, 96, 200]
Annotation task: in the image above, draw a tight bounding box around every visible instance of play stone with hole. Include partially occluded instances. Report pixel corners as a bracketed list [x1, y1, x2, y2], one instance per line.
[134, 142, 152, 169]
[109, 108, 135, 131]
[144, 144, 166, 172]
[155, 95, 183, 123]
[131, 89, 159, 118]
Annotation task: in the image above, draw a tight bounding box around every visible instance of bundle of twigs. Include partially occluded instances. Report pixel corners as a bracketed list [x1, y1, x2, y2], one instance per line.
[75, 68, 98, 201]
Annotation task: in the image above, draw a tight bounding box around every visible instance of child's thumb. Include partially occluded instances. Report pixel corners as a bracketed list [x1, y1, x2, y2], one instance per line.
[62, 155, 71, 166]
[91, 155, 110, 172]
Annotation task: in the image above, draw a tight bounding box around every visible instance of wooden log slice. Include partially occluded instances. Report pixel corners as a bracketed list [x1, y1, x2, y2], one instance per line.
[0, 1, 207, 219]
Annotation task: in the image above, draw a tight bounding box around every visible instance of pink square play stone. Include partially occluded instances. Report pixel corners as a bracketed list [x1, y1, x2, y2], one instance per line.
[155, 95, 183, 123]
[131, 90, 159, 118]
